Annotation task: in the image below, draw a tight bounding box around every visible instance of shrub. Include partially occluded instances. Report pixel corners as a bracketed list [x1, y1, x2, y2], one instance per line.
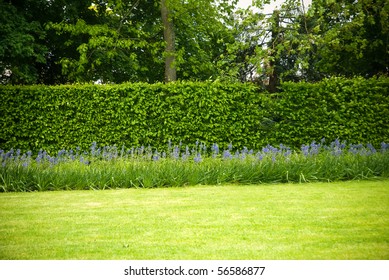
[0, 77, 388, 153]
[271, 76, 389, 147]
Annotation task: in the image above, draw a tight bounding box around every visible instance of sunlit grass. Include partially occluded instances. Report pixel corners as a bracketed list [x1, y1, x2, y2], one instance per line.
[1, 180, 388, 260]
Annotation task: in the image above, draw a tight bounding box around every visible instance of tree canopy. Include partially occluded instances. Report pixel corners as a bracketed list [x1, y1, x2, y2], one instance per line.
[0, 0, 387, 86]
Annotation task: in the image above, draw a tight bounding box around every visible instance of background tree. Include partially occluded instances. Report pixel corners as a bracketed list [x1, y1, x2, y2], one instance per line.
[1, 0, 387, 85]
[45, 0, 238, 84]
[224, 0, 388, 91]
[0, 0, 47, 84]
[308, 0, 389, 77]
[161, 0, 176, 82]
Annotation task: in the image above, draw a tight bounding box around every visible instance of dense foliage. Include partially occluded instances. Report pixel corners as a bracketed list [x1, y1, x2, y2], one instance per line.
[1, 0, 387, 85]
[1, 77, 388, 153]
[0, 82, 265, 152]
[270, 76, 389, 147]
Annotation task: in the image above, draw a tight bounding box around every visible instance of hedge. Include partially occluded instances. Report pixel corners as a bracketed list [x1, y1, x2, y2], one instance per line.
[0, 77, 388, 153]
[271, 76, 389, 147]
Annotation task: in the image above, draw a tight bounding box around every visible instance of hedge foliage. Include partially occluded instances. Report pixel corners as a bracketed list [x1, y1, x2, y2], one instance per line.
[271, 76, 389, 147]
[1, 77, 388, 153]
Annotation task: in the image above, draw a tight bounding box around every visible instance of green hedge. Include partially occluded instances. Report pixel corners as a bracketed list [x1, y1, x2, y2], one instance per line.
[272, 77, 389, 147]
[1, 77, 388, 153]
[0, 82, 268, 153]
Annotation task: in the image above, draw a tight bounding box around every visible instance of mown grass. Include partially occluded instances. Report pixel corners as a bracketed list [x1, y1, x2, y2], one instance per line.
[0, 180, 388, 260]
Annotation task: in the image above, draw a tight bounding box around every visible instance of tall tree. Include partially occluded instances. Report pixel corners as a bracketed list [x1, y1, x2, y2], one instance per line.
[308, 0, 389, 77]
[0, 0, 47, 84]
[46, 0, 237, 83]
[239, 0, 388, 86]
[161, 0, 176, 82]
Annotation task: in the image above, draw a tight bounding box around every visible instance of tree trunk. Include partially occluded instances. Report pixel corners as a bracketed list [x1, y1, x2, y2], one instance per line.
[267, 10, 280, 93]
[161, 0, 176, 82]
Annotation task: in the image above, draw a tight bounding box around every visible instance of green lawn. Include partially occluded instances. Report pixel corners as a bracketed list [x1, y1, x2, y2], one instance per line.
[0, 180, 388, 260]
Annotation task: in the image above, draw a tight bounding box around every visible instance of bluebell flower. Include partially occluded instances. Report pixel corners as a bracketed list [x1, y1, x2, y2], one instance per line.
[269, 145, 279, 154]
[139, 146, 145, 156]
[211, 143, 219, 158]
[48, 155, 57, 165]
[240, 152, 246, 160]
[310, 141, 320, 155]
[58, 149, 66, 158]
[223, 150, 233, 160]
[284, 149, 291, 157]
[381, 142, 389, 152]
[212, 143, 219, 153]
[349, 144, 364, 155]
[194, 153, 202, 163]
[301, 145, 309, 156]
[36, 150, 44, 163]
[152, 150, 160, 161]
[172, 146, 180, 159]
[185, 146, 190, 156]
[331, 147, 342, 156]
[181, 153, 188, 161]
[366, 143, 376, 154]
[256, 152, 263, 161]
[5, 149, 14, 160]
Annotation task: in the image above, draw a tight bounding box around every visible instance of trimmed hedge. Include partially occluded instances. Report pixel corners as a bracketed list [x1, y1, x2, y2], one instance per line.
[0, 82, 268, 153]
[0, 77, 388, 153]
[272, 77, 389, 147]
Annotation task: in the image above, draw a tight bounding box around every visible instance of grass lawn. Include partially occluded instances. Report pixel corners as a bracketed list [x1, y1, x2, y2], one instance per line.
[0, 180, 388, 260]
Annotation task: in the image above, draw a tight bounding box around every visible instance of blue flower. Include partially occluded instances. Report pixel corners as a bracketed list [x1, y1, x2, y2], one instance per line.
[212, 143, 219, 153]
[194, 153, 202, 163]
[366, 143, 376, 154]
[58, 149, 66, 157]
[172, 146, 180, 159]
[223, 150, 232, 160]
[284, 149, 291, 157]
[301, 145, 309, 156]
